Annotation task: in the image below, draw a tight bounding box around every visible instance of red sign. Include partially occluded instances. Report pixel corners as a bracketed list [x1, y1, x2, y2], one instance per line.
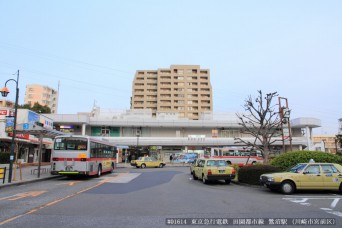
[8, 133, 30, 140]
[0, 110, 8, 115]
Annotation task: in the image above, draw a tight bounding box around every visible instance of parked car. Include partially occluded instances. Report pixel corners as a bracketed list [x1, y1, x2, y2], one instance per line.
[192, 158, 236, 184]
[260, 162, 342, 194]
[130, 157, 166, 168]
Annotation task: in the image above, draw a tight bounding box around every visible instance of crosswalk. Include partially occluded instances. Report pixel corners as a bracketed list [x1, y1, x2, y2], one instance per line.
[99, 173, 141, 183]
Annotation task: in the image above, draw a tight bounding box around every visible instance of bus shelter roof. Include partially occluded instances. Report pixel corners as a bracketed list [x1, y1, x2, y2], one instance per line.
[15, 123, 66, 139]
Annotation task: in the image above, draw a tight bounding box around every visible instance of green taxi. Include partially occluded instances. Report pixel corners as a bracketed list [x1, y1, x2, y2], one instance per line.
[260, 162, 342, 194]
[130, 157, 166, 168]
[192, 158, 236, 184]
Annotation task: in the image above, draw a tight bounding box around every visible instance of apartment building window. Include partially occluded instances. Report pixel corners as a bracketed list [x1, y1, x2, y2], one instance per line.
[147, 71, 157, 75]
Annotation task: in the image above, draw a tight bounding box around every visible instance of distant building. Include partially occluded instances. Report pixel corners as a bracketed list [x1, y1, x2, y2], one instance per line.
[0, 99, 14, 108]
[312, 135, 337, 153]
[24, 84, 59, 113]
[131, 65, 212, 120]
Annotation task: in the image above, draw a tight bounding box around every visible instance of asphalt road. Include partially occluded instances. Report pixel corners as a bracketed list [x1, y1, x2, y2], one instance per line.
[0, 166, 341, 227]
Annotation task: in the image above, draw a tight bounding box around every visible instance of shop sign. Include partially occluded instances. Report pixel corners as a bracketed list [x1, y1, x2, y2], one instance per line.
[8, 133, 30, 140]
[0, 110, 8, 115]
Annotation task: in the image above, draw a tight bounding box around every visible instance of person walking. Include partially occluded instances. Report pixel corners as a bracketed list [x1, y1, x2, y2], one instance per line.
[169, 154, 173, 163]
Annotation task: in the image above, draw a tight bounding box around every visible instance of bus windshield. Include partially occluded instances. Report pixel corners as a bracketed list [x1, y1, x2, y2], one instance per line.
[54, 137, 88, 151]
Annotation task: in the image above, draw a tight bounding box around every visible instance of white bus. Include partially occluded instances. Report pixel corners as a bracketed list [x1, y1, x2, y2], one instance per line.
[51, 135, 117, 177]
[204, 147, 264, 166]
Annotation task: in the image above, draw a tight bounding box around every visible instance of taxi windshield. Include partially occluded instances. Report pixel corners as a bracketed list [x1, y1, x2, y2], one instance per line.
[288, 163, 307, 173]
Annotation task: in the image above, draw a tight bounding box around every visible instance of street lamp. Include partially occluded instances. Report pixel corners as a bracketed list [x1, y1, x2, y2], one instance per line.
[0, 70, 19, 183]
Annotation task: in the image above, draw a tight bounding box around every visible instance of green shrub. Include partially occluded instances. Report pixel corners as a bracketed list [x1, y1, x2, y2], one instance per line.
[0, 152, 10, 164]
[238, 165, 282, 185]
[270, 150, 342, 170]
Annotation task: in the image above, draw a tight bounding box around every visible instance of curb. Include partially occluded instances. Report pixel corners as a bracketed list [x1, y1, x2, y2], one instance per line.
[0, 176, 62, 189]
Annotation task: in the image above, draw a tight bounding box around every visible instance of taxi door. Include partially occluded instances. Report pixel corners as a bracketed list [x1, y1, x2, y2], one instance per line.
[321, 164, 342, 189]
[300, 164, 324, 189]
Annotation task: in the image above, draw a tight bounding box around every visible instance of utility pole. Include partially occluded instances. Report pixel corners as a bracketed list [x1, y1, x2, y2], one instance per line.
[278, 97, 293, 152]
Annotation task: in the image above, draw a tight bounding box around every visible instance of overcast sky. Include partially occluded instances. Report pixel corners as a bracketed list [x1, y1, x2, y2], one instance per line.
[1, 0, 341, 135]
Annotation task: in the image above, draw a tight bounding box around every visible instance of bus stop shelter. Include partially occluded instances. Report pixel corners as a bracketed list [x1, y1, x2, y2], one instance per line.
[15, 123, 66, 178]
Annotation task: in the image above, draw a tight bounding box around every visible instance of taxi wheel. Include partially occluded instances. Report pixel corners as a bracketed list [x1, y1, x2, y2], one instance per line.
[193, 173, 198, 180]
[159, 164, 164, 168]
[280, 181, 295, 194]
[141, 164, 146, 169]
[202, 175, 208, 184]
[339, 183, 342, 194]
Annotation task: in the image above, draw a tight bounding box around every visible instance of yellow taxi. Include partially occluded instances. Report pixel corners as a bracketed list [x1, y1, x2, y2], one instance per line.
[130, 157, 166, 168]
[260, 162, 342, 194]
[192, 158, 236, 184]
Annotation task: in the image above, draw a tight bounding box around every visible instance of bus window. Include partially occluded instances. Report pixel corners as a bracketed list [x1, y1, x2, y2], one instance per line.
[234, 151, 241, 156]
[213, 149, 220, 156]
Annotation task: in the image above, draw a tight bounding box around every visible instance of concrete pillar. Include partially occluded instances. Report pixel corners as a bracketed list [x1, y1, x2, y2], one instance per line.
[82, 123, 86, 136]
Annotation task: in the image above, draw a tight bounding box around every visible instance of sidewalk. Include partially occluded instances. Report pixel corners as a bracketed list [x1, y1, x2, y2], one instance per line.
[0, 162, 190, 189]
[0, 163, 56, 189]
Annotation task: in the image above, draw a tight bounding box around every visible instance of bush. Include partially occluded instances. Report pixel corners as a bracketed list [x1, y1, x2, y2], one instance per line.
[238, 165, 282, 185]
[0, 152, 10, 164]
[270, 150, 342, 170]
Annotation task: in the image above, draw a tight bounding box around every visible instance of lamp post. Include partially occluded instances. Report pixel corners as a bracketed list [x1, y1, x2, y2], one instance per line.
[0, 70, 19, 183]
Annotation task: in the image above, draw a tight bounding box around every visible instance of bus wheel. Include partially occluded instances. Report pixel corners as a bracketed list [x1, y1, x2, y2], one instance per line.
[226, 161, 232, 165]
[97, 165, 102, 177]
[252, 161, 256, 165]
[225, 179, 231, 184]
[141, 164, 146, 169]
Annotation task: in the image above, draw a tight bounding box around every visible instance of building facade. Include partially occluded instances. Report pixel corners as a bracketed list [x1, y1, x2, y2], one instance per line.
[131, 65, 212, 120]
[24, 84, 59, 114]
[46, 108, 320, 162]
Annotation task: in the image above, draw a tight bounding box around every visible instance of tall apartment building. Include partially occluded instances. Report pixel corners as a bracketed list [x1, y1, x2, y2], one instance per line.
[24, 84, 59, 114]
[131, 65, 212, 120]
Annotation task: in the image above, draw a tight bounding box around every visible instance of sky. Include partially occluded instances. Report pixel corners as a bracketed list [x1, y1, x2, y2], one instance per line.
[0, 0, 341, 135]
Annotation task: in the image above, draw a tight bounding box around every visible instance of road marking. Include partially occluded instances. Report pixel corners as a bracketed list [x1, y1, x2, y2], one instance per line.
[0, 176, 117, 226]
[0, 191, 47, 201]
[331, 198, 340, 208]
[283, 197, 342, 218]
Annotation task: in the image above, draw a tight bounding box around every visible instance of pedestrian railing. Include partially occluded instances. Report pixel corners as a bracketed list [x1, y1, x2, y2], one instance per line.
[0, 167, 6, 184]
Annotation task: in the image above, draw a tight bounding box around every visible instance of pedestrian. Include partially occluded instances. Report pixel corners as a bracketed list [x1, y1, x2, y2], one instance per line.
[170, 154, 173, 163]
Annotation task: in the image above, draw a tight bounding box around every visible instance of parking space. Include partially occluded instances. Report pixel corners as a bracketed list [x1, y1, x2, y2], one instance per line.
[283, 194, 342, 217]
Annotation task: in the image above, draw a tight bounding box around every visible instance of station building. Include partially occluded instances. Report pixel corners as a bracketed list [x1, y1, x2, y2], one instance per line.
[45, 107, 321, 162]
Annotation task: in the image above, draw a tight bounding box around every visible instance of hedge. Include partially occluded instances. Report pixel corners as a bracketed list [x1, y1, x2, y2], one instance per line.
[238, 165, 282, 185]
[270, 150, 342, 170]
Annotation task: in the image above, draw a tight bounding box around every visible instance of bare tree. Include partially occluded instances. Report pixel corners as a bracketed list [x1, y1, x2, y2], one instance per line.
[235, 90, 282, 163]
